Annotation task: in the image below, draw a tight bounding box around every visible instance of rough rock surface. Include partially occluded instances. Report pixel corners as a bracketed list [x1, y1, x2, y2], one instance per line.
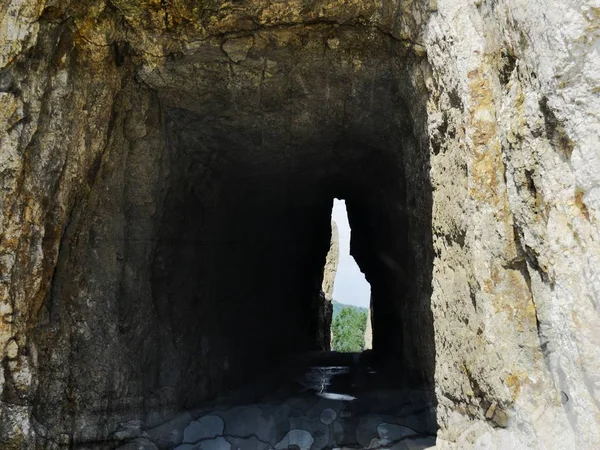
[1, 0, 599, 449]
[320, 221, 338, 349]
[364, 309, 373, 351]
[116, 353, 437, 450]
[322, 221, 339, 302]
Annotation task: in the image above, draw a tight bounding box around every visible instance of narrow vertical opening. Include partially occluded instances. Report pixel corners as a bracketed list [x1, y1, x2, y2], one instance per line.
[330, 198, 372, 353]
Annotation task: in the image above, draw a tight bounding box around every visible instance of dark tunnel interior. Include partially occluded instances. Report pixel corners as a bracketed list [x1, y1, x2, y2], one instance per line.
[30, 26, 437, 444]
[148, 118, 435, 408]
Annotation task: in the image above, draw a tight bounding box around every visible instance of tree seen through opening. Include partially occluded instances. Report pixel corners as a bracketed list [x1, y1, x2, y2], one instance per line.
[331, 199, 371, 352]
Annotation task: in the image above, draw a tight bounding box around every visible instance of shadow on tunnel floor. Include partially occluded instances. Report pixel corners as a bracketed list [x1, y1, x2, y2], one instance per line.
[115, 351, 438, 450]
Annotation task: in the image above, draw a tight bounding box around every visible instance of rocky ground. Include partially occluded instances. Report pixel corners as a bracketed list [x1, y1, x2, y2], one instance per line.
[115, 353, 437, 450]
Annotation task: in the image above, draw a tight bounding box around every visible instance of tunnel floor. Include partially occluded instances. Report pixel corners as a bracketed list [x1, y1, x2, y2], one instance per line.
[115, 353, 437, 450]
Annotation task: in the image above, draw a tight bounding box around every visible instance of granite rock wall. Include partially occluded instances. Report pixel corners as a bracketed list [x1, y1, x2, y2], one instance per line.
[1, 1, 598, 448]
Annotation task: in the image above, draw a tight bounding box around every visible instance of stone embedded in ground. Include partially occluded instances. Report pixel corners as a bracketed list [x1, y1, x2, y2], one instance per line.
[377, 423, 419, 444]
[274, 429, 315, 450]
[217, 406, 277, 444]
[356, 417, 384, 448]
[320, 408, 337, 425]
[182, 415, 224, 443]
[146, 413, 193, 448]
[197, 437, 231, 450]
[288, 415, 330, 450]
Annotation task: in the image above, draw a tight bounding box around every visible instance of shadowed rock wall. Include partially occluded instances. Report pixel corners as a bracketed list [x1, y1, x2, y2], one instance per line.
[1, 7, 433, 446]
[1, 0, 599, 449]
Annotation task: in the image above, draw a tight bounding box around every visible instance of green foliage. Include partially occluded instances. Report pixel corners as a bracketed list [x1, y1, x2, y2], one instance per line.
[332, 300, 367, 318]
[331, 306, 368, 352]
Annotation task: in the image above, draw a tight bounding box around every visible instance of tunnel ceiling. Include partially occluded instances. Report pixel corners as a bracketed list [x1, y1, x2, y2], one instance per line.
[139, 26, 411, 147]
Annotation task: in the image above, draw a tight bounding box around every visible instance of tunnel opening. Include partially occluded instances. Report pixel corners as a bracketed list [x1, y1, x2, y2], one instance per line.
[149, 131, 434, 401]
[29, 24, 437, 445]
[329, 198, 372, 354]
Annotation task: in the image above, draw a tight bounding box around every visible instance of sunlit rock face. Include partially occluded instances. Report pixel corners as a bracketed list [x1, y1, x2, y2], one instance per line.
[322, 222, 339, 303]
[319, 221, 339, 349]
[1, 0, 599, 449]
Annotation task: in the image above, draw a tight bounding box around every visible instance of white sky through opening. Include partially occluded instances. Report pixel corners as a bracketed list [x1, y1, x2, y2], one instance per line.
[331, 199, 371, 308]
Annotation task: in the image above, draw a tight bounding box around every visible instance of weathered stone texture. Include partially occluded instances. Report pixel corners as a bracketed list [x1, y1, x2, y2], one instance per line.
[364, 309, 373, 350]
[322, 221, 339, 302]
[424, 1, 600, 448]
[0, 0, 598, 449]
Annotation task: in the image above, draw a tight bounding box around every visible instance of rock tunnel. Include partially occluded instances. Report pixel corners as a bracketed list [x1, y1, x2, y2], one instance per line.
[2, 0, 600, 448]
[22, 25, 436, 443]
